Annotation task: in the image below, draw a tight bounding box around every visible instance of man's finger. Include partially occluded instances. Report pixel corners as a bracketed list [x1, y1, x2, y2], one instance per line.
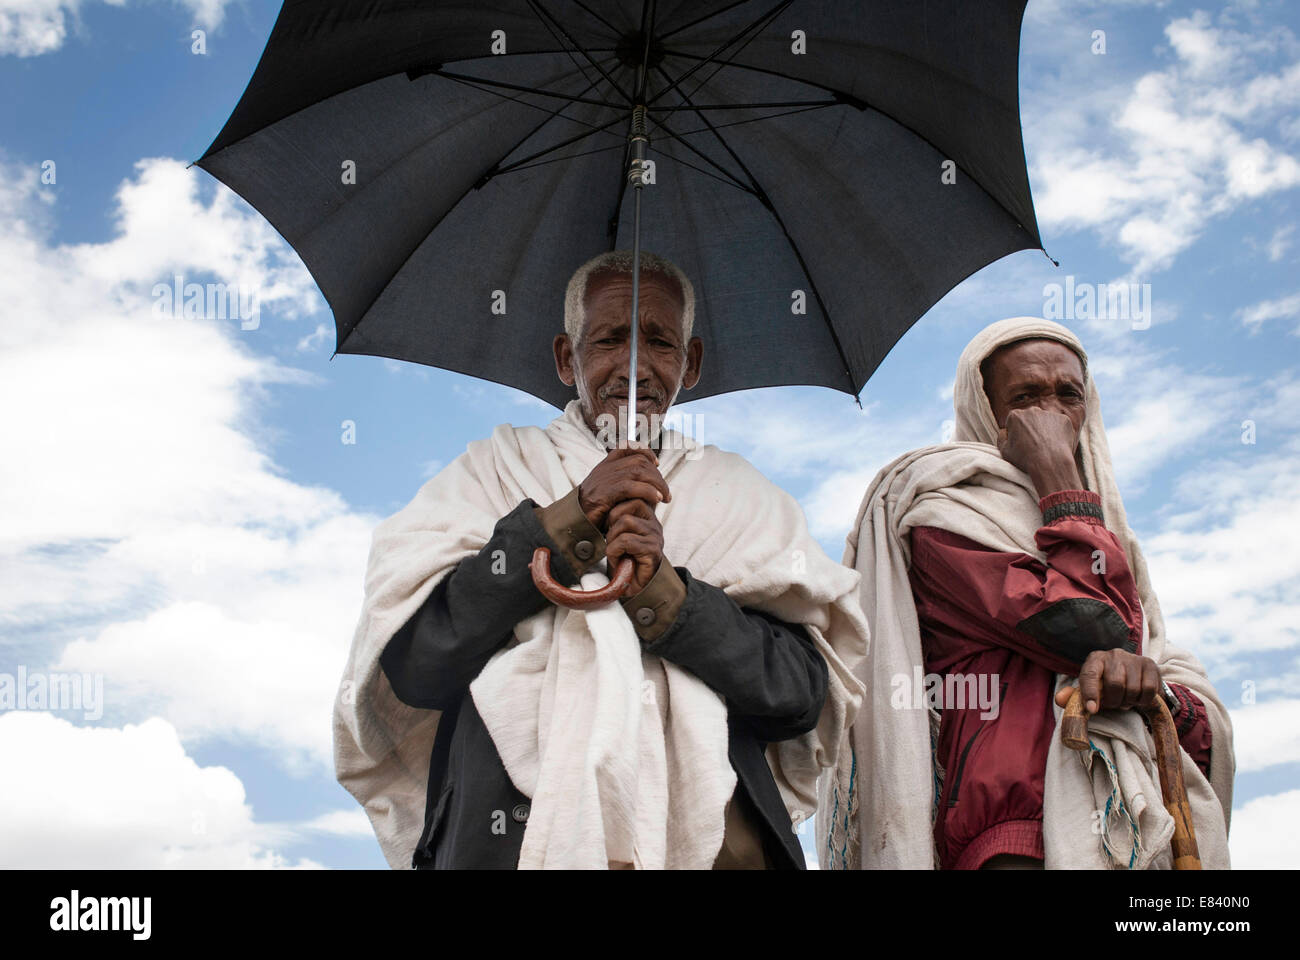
[1137, 659, 1161, 710]
[1122, 657, 1143, 709]
[1078, 654, 1103, 714]
[605, 532, 660, 589]
[607, 498, 656, 526]
[1100, 655, 1127, 711]
[1054, 685, 1076, 708]
[607, 479, 670, 507]
[605, 514, 655, 542]
[617, 459, 671, 502]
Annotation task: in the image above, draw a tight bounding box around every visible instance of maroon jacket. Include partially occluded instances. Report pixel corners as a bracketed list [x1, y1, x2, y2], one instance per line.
[908, 489, 1212, 870]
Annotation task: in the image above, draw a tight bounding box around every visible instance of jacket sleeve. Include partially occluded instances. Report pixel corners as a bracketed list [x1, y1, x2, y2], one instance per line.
[379, 493, 598, 711]
[629, 563, 828, 744]
[1166, 682, 1214, 780]
[909, 490, 1144, 675]
[909, 489, 1212, 772]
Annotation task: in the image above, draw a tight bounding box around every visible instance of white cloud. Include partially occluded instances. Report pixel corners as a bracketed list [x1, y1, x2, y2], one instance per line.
[1143, 441, 1300, 664]
[673, 387, 942, 542]
[0, 712, 322, 868]
[1, 156, 373, 771]
[297, 322, 332, 352]
[1088, 345, 1246, 494]
[1267, 224, 1295, 261]
[295, 808, 374, 838]
[1228, 699, 1300, 774]
[1028, 6, 1300, 276]
[0, 0, 230, 57]
[1237, 292, 1300, 333]
[1229, 788, 1300, 868]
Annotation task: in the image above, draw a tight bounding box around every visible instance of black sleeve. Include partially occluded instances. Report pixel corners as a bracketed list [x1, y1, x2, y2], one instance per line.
[378, 499, 577, 711]
[641, 567, 829, 744]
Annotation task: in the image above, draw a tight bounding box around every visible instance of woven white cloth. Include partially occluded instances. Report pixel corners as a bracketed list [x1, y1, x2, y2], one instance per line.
[821, 317, 1232, 870]
[334, 401, 869, 869]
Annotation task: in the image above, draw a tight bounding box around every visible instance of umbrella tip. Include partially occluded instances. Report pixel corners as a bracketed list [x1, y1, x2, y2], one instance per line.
[1042, 247, 1060, 268]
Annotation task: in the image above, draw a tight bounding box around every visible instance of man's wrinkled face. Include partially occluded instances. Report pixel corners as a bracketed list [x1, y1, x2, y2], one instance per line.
[981, 338, 1087, 444]
[553, 268, 703, 437]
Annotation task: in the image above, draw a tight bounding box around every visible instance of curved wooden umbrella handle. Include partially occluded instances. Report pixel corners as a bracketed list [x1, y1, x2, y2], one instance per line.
[530, 547, 635, 609]
[1060, 688, 1201, 870]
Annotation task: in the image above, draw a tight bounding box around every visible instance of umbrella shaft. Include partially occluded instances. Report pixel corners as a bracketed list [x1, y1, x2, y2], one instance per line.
[629, 187, 643, 444]
[627, 105, 648, 446]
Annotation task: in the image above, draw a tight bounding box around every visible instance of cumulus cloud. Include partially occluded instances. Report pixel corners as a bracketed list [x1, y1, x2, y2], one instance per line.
[1143, 441, 1300, 666]
[1, 155, 373, 776]
[1088, 345, 1246, 494]
[0, 0, 230, 57]
[673, 387, 942, 543]
[1228, 699, 1300, 774]
[1028, 5, 1300, 276]
[1229, 788, 1300, 868]
[0, 712, 323, 867]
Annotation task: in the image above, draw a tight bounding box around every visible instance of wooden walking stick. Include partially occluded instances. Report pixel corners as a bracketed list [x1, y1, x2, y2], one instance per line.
[1061, 689, 1202, 870]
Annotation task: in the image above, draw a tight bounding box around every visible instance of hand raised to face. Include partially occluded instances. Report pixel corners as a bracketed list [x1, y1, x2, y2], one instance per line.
[996, 407, 1084, 496]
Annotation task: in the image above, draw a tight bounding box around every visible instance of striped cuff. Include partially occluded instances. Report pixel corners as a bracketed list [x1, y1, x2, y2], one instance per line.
[1168, 682, 1200, 736]
[1039, 489, 1104, 526]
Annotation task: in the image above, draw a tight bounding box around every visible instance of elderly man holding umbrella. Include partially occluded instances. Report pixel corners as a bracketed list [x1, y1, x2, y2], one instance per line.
[333, 250, 867, 869]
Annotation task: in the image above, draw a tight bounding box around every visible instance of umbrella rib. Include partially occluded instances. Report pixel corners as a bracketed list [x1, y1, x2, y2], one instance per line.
[658, 0, 757, 41]
[651, 63, 759, 193]
[340, 70, 622, 349]
[659, 50, 1034, 239]
[647, 142, 759, 193]
[491, 114, 629, 178]
[644, 112, 757, 194]
[659, 101, 838, 138]
[526, 0, 631, 104]
[646, 0, 792, 107]
[496, 141, 628, 175]
[656, 68, 858, 395]
[671, 2, 784, 107]
[652, 99, 838, 111]
[569, 0, 621, 35]
[428, 67, 630, 172]
[425, 68, 623, 109]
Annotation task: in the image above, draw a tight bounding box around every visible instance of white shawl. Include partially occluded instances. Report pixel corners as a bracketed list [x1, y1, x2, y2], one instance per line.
[334, 400, 868, 869]
[821, 317, 1233, 870]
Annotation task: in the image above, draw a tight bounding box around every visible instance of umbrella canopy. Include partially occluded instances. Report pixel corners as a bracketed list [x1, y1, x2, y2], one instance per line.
[197, 0, 1043, 408]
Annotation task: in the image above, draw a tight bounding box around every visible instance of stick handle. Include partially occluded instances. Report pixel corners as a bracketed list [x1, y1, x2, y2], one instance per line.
[1059, 688, 1202, 869]
[1061, 688, 1091, 752]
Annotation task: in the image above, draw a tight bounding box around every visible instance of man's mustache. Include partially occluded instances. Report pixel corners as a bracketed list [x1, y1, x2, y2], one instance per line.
[598, 381, 665, 405]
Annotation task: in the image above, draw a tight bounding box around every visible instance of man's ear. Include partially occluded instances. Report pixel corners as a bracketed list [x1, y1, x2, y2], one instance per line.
[681, 336, 703, 390]
[554, 334, 576, 387]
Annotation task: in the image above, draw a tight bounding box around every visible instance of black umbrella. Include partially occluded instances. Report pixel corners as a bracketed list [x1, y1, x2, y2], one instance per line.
[196, 0, 1044, 606]
[196, 0, 1043, 411]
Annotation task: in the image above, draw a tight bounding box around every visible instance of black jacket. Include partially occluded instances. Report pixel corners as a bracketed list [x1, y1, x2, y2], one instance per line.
[379, 499, 828, 869]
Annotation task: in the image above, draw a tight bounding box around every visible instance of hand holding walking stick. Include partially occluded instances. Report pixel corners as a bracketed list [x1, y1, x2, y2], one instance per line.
[1061, 687, 1202, 870]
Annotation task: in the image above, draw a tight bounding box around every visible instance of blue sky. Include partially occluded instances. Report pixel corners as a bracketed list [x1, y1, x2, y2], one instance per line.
[1, 0, 1298, 869]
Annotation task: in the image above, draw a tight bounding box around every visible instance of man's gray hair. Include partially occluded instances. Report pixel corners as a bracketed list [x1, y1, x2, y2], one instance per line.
[563, 250, 695, 345]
